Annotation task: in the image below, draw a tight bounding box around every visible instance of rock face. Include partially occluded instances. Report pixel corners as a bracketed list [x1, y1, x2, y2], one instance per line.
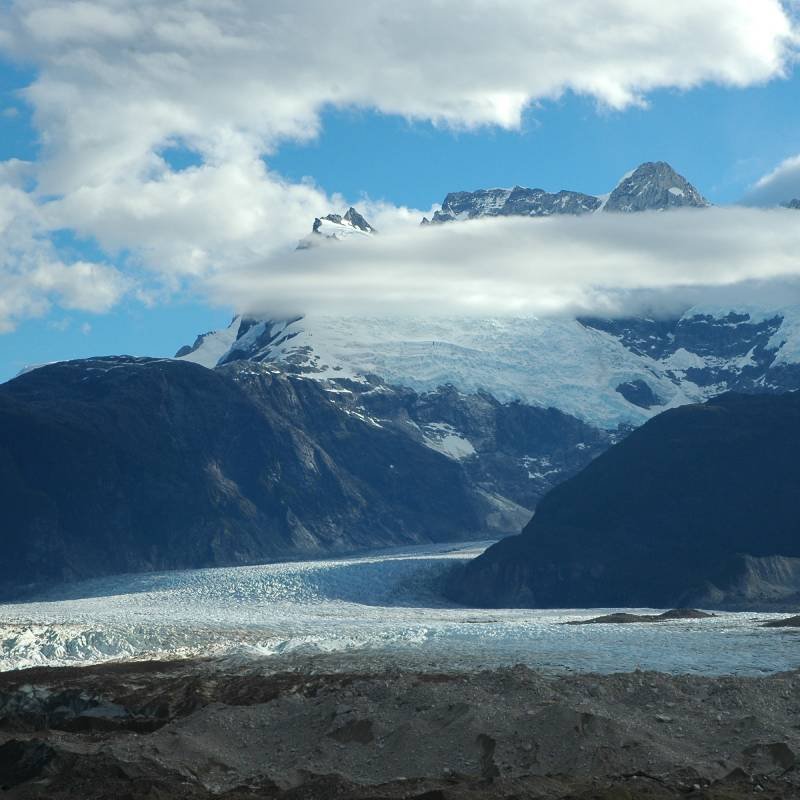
[689, 554, 800, 610]
[447, 391, 800, 609]
[428, 186, 601, 223]
[313, 206, 376, 234]
[782, 199, 800, 209]
[579, 309, 800, 398]
[0, 357, 495, 598]
[352, 383, 610, 512]
[602, 161, 709, 212]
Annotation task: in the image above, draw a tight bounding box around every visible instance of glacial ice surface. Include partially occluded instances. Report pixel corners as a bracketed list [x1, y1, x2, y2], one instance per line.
[178, 306, 800, 429]
[1, 542, 797, 675]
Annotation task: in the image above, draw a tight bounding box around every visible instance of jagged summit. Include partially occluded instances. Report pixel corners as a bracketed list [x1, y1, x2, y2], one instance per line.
[313, 206, 376, 234]
[427, 186, 600, 223]
[425, 161, 708, 223]
[343, 206, 376, 232]
[602, 161, 709, 212]
[782, 198, 800, 210]
[297, 206, 376, 249]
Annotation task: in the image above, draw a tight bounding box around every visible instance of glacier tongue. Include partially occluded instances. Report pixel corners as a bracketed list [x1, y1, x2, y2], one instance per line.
[1, 543, 797, 676]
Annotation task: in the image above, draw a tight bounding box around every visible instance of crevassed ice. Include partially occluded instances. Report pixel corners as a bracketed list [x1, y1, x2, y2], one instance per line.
[1, 542, 798, 676]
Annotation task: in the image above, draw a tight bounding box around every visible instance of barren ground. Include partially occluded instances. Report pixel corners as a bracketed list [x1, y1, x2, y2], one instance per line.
[1, 656, 799, 798]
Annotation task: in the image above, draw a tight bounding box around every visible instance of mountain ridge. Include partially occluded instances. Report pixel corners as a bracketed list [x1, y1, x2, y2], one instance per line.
[0, 356, 497, 598]
[446, 390, 800, 610]
[171, 168, 800, 536]
[423, 161, 709, 223]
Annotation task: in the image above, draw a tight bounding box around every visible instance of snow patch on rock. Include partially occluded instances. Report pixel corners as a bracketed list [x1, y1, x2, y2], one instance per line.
[422, 422, 476, 461]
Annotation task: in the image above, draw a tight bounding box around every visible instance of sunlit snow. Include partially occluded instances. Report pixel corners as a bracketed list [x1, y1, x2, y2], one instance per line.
[173, 305, 800, 429]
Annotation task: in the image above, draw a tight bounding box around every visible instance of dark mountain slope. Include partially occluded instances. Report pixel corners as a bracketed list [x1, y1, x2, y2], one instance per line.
[0, 357, 486, 598]
[447, 392, 800, 609]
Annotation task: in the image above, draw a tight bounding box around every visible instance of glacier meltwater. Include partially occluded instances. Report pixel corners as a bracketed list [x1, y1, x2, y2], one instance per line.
[0, 542, 797, 675]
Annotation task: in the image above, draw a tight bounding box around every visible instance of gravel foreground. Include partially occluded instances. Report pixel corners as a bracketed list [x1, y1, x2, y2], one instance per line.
[1, 657, 799, 799]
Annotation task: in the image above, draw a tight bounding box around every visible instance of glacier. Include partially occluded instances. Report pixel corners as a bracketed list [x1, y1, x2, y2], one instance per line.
[180, 314, 693, 428]
[1, 543, 797, 676]
[179, 307, 800, 429]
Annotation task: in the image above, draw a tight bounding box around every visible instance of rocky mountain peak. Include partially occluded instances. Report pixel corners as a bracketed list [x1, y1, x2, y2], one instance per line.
[311, 206, 375, 235]
[428, 185, 601, 223]
[342, 206, 376, 232]
[602, 161, 709, 212]
[782, 198, 800, 210]
[298, 207, 376, 248]
[423, 161, 708, 224]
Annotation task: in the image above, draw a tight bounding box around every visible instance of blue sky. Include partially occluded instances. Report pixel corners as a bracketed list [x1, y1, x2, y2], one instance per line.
[1, 1, 799, 382]
[272, 81, 800, 210]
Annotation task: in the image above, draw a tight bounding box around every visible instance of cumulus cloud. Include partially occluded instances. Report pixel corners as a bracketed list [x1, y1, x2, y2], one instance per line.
[44, 157, 334, 279]
[0, 0, 797, 325]
[0, 174, 128, 331]
[208, 208, 800, 318]
[743, 154, 800, 206]
[4, 1, 795, 186]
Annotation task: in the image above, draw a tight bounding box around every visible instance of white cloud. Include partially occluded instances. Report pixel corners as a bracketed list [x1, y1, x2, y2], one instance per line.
[744, 154, 800, 206]
[207, 208, 800, 318]
[4, 2, 795, 181]
[44, 156, 333, 279]
[0, 0, 796, 326]
[0, 174, 128, 331]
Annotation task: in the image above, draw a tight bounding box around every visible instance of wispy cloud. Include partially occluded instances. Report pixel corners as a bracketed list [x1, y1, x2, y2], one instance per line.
[743, 154, 800, 206]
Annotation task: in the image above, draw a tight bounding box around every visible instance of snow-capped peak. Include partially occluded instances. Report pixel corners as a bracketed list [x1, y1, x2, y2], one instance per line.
[297, 206, 376, 249]
[601, 161, 709, 212]
[175, 316, 243, 368]
[424, 161, 708, 224]
[428, 186, 601, 223]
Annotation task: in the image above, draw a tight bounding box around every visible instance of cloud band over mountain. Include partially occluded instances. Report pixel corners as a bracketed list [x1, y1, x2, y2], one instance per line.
[208, 207, 800, 319]
[0, 0, 798, 329]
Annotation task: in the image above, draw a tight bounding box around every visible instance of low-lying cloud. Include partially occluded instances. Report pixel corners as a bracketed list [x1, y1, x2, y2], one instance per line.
[211, 208, 800, 319]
